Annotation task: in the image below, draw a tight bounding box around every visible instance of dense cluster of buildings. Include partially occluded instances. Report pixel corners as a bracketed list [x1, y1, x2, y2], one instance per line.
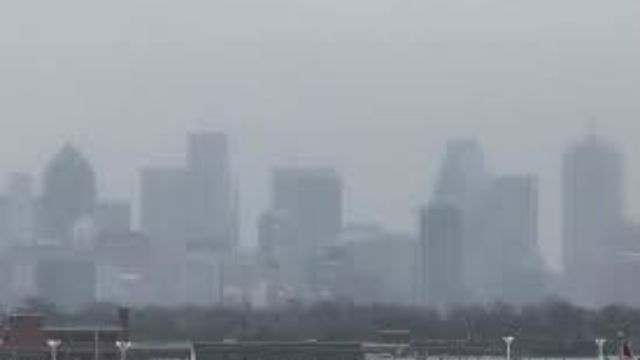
[0, 132, 240, 309]
[418, 134, 640, 307]
[418, 140, 546, 306]
[0, 130, 634, 309]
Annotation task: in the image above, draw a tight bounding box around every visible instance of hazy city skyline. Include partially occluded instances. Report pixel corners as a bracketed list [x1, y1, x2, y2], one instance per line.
[0, 0, 639, 274]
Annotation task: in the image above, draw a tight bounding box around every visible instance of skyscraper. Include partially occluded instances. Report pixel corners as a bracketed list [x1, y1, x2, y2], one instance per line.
[563, 134, 624, 302]
[139, 167, 190, 305]
[430, 139, 488, 301]
[6, 173, 35, 245]
[269, 167, 343, 297]
[140, 168, 190, 248]
[40, 145, 97, 243]
[272, 168, 342, 243]
[418, 204, 463, 306]
[433, 139, 487, 207]
[478, 175, 544, 302]
[186, 131, 237, 251]
[257, 209, 298, 305]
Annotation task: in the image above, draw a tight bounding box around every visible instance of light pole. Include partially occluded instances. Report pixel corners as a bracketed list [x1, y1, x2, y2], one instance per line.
[46, 340, 61, 360]
[115, 341, 132, 360]
[502, 336, 515, 360]
[596, 339, 607, 360]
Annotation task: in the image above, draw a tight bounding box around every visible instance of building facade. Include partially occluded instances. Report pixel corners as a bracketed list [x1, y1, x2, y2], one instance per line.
[40, 145, 97, 244]
[186, 131, 237, 251]
[6, 173, 36, 246]
[266, 167, 343, 299]
[429, 139, 488, 302]
[477, 175, 545, 303]
[419, 204, 464, 307]
[562, 135, 624, 304]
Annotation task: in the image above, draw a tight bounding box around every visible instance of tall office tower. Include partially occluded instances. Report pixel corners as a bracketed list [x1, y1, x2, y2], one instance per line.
[272, 168, 342, 243]
[187, 132, 237, 251]
[257, 210, 298, 305]
[40, 145, 97, 244]
[139, 167, 190, 305]
[478, 175, 544, 303]
[269, 167, 342, 298]
[563, 135, 624, 302]
[6, 173, 35, 245]
[430, 139, 488, 300]
[140, 168, 190, 248]
[433, 139, 487, 207]
[418, 204, 463, 307]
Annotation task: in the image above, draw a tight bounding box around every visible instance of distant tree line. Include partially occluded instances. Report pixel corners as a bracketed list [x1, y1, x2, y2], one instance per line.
[13, 298, 640, 355]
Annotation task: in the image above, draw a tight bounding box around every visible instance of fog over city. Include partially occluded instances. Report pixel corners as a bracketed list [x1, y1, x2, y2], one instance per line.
[0, 0, 638, 309]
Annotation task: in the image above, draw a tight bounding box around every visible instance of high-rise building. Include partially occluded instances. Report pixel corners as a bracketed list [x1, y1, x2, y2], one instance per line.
[140, 168, 190, 249]
[6, 173, 35, 246]
[477, 175, 544, 302]
[139, 132, 237, 305]
[272, 168, 342, 243]
[257, 210, 301, 304]
[139, 168, 190, 305]
[268, 167, 343, 298]
[563, 135, 624, 303]
[429, 139, 488, 301]
[418, 204, 463, 306]
[40, 145, 97, 244]
[433, 139, 487, 207]
[186, 132, 237, 251]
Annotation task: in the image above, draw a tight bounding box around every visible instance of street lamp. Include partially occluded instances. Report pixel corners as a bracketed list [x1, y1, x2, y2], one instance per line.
[502, 336, 515, 360]
[46, 340, 61, 360]
[595, 339, 607, 360]
[617, 330, 627, 360]
[115, 341, 132, 360]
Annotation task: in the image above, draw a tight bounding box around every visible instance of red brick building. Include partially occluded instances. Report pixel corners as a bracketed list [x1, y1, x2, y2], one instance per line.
[0, 309, 130, 360]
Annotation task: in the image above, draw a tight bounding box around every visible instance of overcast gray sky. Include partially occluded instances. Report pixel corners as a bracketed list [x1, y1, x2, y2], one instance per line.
[0, 0, 639, 270]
